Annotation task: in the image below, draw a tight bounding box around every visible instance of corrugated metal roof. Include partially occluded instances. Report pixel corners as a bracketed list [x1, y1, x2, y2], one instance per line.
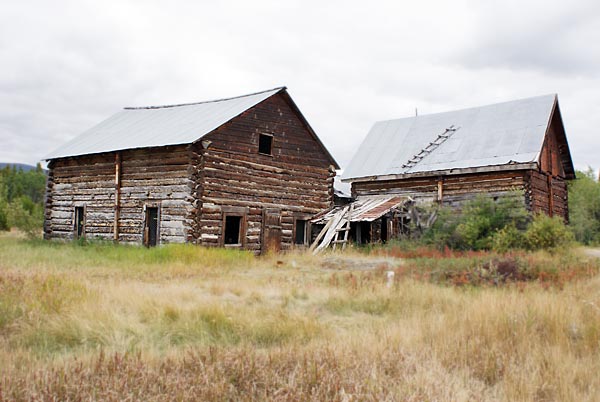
[45, 87, 285, 160]
[312, 195, 411, 224]
[342, 94, 557, 181]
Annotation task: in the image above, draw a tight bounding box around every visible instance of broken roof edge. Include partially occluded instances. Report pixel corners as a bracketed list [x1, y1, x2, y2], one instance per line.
[373, 93, 558, 126]
[342, 162, 539, 183]
[124, 86, 287, 110]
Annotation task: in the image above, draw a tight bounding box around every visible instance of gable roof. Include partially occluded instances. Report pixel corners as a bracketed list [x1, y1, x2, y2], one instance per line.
[45, 87, 338, 168]
[343, 94, 574, 182]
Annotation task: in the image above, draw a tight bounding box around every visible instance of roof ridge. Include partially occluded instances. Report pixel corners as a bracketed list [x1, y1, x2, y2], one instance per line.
[124, 86, 286, 110]
[377, 93, 557, 123]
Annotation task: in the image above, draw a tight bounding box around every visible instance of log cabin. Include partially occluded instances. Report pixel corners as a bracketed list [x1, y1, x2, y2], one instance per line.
[43, 87, 338, 253]
[338, 94, 575, 244]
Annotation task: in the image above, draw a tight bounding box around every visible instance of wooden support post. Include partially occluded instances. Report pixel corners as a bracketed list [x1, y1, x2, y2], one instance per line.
[547, 174, 554, 217]
[437, 178, 443, 203]
[114, 152, 122, 242]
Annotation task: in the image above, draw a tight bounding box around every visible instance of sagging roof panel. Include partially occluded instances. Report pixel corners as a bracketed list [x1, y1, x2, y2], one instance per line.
[312, 195, 410, 224]
[45, 87, 285, 160]
[343, 94, 559, 181]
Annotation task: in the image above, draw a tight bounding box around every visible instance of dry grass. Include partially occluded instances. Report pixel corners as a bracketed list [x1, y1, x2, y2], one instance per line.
[1, 234, 600, 401]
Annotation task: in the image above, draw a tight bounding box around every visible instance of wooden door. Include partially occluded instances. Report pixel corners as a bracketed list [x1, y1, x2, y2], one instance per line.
[262, 208, 282, 254]
[144, 207, 159, 247]
[74, 207, 85, 239]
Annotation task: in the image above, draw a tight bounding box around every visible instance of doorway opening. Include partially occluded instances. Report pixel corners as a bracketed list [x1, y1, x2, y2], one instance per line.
[74, 206, 85, 239]
[144, 207, 159, 247]
[224, 215, 242, 245]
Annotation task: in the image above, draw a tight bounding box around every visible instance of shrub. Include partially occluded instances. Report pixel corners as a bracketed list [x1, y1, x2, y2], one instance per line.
[524, 214, 574, 251]
[568, 169, 600, 245]
[492, 224, 525, 253]
[8, 197, 43, 239]
[424, 194, 528, 250]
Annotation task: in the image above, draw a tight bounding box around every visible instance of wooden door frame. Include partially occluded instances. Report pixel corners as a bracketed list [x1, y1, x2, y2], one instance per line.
[143, 203, 161, 247]
[292, 212, 312, 247]
[73, 204, 86, 240]
[220, 206, 249, 248]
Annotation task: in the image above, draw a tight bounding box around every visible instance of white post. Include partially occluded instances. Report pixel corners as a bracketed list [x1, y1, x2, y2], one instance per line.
[386, 271, 395, 288]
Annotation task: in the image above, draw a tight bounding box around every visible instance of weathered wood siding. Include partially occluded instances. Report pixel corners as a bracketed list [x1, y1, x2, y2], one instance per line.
[190, 92, 335, 252]
[118, 146, 192, 243]
[44, 153, 116, 240]
[524, 171, 568, 220]
[44, 145, 192, 243]
[530, 111, 569, 221]
[353, 171, 529, 208]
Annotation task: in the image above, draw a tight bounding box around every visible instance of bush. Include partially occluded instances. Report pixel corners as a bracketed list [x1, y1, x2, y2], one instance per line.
[524, 213, 574, 251]
[424, 194, 528, 250]
[568, 169, 600, 245]
[8, 197, 43, 239]
[492, 224, 525, 253]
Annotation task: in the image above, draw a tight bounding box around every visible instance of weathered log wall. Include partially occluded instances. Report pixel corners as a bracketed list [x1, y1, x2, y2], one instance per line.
[352, 171, 529, 209]
[352, 168, 569, 224]
[44, 153, 116, 241]
[44, 145, 192, 243]
[525, 171, 568, 221]
[118, 146, 192, 243]
[191, 92, 335, 252]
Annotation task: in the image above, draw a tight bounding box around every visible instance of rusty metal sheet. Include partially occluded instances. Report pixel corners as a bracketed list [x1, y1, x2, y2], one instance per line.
[312, 195, 411, 224]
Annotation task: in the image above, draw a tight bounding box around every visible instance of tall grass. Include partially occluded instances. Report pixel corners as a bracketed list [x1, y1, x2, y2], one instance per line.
[2, 234, 600, 400]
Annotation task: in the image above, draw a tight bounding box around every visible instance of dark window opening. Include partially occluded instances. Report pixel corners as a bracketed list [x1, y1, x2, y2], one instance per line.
[145, 207, 159, 247]
[224, 216, 242, 245]
[381, 217, 388, 243]
[258, 134, 273, 155]
[74, 207, 85, 239]
[295, 219, 308, 245]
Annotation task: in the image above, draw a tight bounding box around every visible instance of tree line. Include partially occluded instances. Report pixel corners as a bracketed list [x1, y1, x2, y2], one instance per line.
[0, 164, 46, 236]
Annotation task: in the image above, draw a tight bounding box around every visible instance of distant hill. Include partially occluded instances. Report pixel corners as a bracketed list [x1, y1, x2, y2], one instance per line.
[0, 163, 40, 172]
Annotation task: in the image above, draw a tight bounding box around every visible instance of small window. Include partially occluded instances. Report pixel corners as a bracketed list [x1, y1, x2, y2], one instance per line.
[258, 134, 273, 155]
[224, 216, 242, 245]
[74, 206, 85, 239]
[294, 219, 308, 245]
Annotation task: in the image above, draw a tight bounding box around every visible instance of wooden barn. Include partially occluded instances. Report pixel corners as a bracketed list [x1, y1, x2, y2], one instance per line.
[324, 94, 574, 246]
[44, 87, 338, 253]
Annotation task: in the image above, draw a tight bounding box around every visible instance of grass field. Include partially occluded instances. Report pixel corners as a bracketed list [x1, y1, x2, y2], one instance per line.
[1, 233, 600, 401]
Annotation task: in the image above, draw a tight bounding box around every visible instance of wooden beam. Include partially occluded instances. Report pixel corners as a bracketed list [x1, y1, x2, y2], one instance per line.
[547, 174, 554, 217]
[344, 162, 538, 184]
[114, 152, 121, 242]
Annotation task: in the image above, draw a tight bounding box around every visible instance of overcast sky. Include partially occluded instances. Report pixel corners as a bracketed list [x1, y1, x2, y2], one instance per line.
[1, 0, 599, 172]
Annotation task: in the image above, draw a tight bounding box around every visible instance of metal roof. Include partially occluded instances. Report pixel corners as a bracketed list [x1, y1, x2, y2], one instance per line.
[342, 94, 558, 181]
[45, 87, 285, 160]
[312, 195, 411, 224]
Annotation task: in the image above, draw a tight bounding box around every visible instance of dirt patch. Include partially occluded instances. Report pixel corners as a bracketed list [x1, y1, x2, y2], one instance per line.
[320, 256, 401, 271]
[584, 248, 600, 258]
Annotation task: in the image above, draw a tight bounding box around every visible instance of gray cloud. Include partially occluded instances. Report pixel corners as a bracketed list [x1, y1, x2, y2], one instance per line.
[456, 1, 600, 76]
[0, 0, 599, 173]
